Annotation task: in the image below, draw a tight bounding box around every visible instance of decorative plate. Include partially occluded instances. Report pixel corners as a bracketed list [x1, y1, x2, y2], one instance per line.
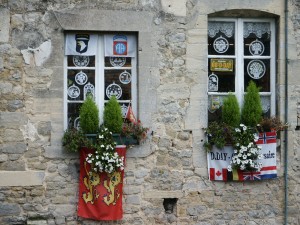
[213, 36, 229, 53]
[75, 71, 88, 85]
[247, 60, 266, 79]
[106, 82, 122, 99]
[249, 39, 265, 56]
[119, 71, 131, 84]
[208, 73, 218, 92]
[73, 55, 90, 67]
[121, 104, 128, 118]
[74, 117, 80, 130]
[67, 84, 80, 99]
[84, 82, 95, 100]
[110, 57, 126, 67]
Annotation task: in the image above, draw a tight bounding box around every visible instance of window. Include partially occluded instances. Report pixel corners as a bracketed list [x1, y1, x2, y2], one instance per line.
[207, 18, 275, 122]
[64, 33, 137, 129]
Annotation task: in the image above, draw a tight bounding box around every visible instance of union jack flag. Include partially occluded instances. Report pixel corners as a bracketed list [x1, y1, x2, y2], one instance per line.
[256, 131, 276, 144]
[242, 171, 261, 180]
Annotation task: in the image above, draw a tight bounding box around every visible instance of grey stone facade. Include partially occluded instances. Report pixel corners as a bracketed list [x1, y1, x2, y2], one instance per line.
[0, 0, 299, 224]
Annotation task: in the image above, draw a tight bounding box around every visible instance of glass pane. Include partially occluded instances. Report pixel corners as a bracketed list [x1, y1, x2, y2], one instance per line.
[67, 103, 82, 129]
[67, 55, 95, 67]
[67, 70, 95, 101]
[207, 95, 227, 123]
[208, 22, 235, 55]
[243, 22, 270, 57]
[105, 69, 132, 101]
[244, 59, 270, 92]
[208, 58, 235, 92]
[104, 57, 132, 67]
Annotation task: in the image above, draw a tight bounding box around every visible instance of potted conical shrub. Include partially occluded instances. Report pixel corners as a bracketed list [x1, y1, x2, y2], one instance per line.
[222, 93, 240, 127]
[241, 81, 262, 127]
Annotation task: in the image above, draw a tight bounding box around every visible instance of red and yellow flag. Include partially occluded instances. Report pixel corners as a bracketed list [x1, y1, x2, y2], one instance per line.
[77, 146, 126, 220]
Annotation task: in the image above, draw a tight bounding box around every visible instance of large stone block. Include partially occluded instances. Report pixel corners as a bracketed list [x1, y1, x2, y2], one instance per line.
[0, 171, 44, 186]
[0, 7, 10, 43]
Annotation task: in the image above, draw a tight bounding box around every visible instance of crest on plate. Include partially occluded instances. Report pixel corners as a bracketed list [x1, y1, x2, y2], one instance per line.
[68, 84, 80, 99]
[208, 73, 219, 92]
[121, 104, 128, 118]
[75, 71, 88, 85]
[106, 82, 122, 99]
[113, 35, 127, 55]
[247, 60, 266, 79]
[249, 40, 265, 56]
[119, 71, 131, 84]
[213, 36, 229, 53]
[73, 55, 90, 67]
[110, 57, 126, 67]
[84, 82, 95, 100]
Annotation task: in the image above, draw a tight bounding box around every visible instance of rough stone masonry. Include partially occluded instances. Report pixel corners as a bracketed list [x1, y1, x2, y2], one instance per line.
[0, 0, 300, 225]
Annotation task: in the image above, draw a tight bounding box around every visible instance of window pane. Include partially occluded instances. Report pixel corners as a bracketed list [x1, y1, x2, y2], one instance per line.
[244, 59, 270, 92]
[208, 22, 235, 55]
[105, 69, 132, 101]
[67, 70, 95, 101]
[67, 103, 82, 129]
[208, 58, 235, 92]
[243, 22, 271, 56]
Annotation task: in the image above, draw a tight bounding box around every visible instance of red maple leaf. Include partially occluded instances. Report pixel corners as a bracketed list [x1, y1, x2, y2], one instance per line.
[216, 170, 222, 177]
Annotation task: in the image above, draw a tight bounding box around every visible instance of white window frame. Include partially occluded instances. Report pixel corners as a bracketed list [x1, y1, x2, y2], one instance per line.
[208, 18, 276, 116]
[64, 34, 137, 130]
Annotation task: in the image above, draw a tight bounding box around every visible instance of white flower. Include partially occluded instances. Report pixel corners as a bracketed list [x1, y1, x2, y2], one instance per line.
[227, 165, 232, 172]
[258, 154, 263, 159]
[101, 144, 105, 148]
[235, 128, 241, 133]
[243, 154, 247, 159]
[99, 135, 104, 139]
[240, 164, 245, 170]
[243, 125, 247, 131]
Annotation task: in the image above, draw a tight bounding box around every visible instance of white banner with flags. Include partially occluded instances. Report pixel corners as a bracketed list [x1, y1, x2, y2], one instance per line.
[207, 132, 277, 181]
[104, 34, 136, 57]
[65, 33, 97, 56]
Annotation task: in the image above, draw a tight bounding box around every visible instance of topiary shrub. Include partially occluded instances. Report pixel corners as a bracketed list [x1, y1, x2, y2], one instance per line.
[222, 93, 240, 127]
[103, 96, 123, 133]
[79, 96, 99, 134]
[241, 81, 262, 127]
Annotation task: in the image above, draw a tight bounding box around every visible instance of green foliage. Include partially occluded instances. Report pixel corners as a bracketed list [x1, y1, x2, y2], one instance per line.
[222, 93, 240, 127]
[103, 96, 123, 133]
[62, 128, 89, 152]
[203, 121, 233, 151]
[79, 97, 99, 134]
[241, 81, 262, 127]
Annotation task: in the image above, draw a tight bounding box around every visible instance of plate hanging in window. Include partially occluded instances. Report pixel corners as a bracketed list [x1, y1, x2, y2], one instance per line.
[249, 39, 265, 56]
[106, 82, 122, 99]
[247, 60, 266, 79]
[73, 55, 90, 67]
[213, 36, 229, 53]
[110, 57, 126, 67]
[208, 73, 218, 92]
[75, 71, 88, 85]
[121, 104, 128, 118]
[74, 117, 80, 130]
[119, 71, 131, 84]
[68, 84, 80, 98]
[84, 82, 95, 100]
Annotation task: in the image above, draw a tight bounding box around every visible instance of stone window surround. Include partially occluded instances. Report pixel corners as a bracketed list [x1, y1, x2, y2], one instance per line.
[52, 9, 156, 158]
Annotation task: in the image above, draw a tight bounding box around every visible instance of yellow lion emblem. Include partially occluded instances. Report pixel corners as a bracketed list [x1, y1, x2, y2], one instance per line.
[103, 171, 122, 206]
[82, 162, 100, 204]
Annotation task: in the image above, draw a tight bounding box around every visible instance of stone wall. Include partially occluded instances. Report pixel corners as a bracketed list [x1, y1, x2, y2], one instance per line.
[0, 0, 299, 224]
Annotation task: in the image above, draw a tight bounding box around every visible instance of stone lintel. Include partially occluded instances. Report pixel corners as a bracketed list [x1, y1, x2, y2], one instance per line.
[143, 191, 183, 199]
[0, 171, 44, 186]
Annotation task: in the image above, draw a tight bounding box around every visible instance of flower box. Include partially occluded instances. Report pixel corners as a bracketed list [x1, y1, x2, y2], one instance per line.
[112, 134, 139, 146]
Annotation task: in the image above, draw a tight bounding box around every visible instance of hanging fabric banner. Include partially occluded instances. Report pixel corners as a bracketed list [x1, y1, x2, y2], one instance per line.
[207, 132, 277, 181]
[104, 34, 136, 57]
[65, 33, 97, 56]
[77, 146, 126, 220]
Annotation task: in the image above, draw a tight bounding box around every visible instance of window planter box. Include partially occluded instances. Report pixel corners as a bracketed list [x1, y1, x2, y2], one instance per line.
[112, 134, 139, 146]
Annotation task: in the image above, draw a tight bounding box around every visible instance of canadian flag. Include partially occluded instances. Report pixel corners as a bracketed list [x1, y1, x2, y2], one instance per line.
[126, 106, 136, 123]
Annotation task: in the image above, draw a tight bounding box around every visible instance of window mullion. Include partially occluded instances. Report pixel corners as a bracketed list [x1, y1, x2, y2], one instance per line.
[236, 19, 244, 107]
[98, 35, 105, 124]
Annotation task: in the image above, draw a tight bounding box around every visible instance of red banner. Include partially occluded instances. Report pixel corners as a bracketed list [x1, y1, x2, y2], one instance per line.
[77, 146, 126, 220]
